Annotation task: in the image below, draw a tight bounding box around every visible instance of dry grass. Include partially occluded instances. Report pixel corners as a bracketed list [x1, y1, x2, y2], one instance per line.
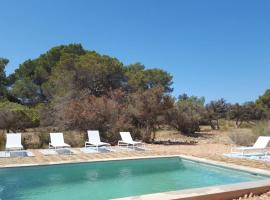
[228, 128, 257, 146]
[235, 192, 270, 200]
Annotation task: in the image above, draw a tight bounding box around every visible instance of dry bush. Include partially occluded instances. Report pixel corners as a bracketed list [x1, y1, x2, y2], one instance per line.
[63, 131, 85, 147]
[22, 132, 41, 149]
[129, 87, 173, 141]
[252, 120, 270, 136]
[219, 120, 235, 131]
[228, 128, 257, 146]
[0, 130, 5, 150]
[63, 90, 133, 144]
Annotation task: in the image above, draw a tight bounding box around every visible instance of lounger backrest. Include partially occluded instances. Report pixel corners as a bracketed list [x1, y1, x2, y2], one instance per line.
[120, 132, 134, 143]
[253, 136, 270, 148]
[6, 133, 22, 147]
[50, 133, 65, 144]
[87, 130, 101, 143]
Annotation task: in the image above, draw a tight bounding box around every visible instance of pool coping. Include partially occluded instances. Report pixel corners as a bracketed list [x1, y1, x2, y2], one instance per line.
[114, 155, 270, 200]
[113, 179, 270, 200]
[1, 154, 270, 200]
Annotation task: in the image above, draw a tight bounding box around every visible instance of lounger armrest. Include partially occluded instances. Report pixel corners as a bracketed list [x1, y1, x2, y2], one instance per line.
[231, 146, 246, 153]
[118, 140, 129, 146]
[49, 143, 53, 149]
[64, 143, 71, 147]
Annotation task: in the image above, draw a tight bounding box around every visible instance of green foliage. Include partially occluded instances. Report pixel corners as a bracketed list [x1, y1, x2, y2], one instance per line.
[166, 94, 205, 135]
[125, 63, 147, 91]
[73, 52, 125, 96]
[125, 63, 173, 93]
[9, 44, 86, 104]
[205, 98, 228, 129]
[4, 44, 175, 139]
[229, 102, 268, 128]
[0, 100, 40, 131]
[0, 58, 9, 98]
[256, 89, 270, 109]
[5, 43, 269, 145]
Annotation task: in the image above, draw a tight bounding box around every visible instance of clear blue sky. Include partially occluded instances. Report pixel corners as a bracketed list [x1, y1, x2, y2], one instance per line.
[1, 0, 269, 103]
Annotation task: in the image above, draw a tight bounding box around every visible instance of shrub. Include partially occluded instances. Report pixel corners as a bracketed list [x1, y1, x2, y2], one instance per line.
[61, 131, 85, 147]
[166, 94, 205, 136]
[0, 131, 5, 150]
[252, 120, 270, 136]
[127, 87, 173, 142]
[63, 90, 133, 144]
[22, 132, 41, 149]
[228, 129, 257, 146]
[205, 98, 229, 130]
[0, 100, 40, 131]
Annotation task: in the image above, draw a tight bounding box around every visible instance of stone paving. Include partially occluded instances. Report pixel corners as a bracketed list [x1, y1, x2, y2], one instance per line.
[0, 143, 269, 169]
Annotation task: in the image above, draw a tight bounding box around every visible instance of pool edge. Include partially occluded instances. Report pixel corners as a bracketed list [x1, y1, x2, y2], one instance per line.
[113, 179, 270, 200]
[1, 154, 270, 200]
[1, 154, 270, 176]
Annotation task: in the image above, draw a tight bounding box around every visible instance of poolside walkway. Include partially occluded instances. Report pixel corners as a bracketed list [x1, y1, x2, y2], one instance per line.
[0, 143, 269, 171]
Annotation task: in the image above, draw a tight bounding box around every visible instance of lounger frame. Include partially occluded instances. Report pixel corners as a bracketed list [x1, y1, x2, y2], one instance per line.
[85, 130, 112, 151]
[118, 132, 145, 150]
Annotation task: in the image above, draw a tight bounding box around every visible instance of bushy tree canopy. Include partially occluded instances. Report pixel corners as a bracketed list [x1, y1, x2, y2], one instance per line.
[1, 43, 269, 143]
[0, 100, 40, 131]
[125, 63, 173, 93]
[166, 94, 205, 135]
[229, 102, 268, 128]
[9, 44, 173, 106]
[9, 44, 86, 104]
[0, 58, 9, 98]
[256, 89, 270, 109]
[205, 98, 228, 129]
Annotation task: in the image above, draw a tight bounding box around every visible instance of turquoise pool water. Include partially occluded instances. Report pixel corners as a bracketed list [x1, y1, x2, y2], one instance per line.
[0, 157, 268, 200]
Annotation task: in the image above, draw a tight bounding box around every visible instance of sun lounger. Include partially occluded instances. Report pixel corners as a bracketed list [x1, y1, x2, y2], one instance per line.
[49, 133, 71, 149]
[118, 132, 145, 150]
[5, 133, 23, 151]
[85, 130, 111, 151]
[231, 136, 270, 155]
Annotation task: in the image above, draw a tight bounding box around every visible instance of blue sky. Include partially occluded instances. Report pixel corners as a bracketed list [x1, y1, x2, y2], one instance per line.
[0, 0, 269, 103]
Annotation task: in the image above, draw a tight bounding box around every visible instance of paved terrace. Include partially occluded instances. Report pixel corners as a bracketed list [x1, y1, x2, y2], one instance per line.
[0, 143, 269, 170]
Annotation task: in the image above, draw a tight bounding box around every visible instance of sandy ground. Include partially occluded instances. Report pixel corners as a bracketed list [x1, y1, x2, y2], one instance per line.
[0, 131, 270, 199]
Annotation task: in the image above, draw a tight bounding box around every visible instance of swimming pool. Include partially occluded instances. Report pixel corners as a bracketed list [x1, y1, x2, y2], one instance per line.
[0, 157, 269, 200]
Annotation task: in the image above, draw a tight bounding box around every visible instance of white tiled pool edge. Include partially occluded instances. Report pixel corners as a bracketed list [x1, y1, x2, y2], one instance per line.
[1, 154, 270, 200]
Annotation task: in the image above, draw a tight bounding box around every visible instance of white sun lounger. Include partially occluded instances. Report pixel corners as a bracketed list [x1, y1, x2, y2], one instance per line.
[49, 133, 71, 149]
[85, 130, 111, 151]
[5, 133, 24, 151]
[118, 132, 145, 150]
[231, 136, 270, 155]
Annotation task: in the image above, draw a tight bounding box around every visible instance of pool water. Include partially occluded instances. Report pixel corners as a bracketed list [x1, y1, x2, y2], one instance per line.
[0, 157, 268, 200]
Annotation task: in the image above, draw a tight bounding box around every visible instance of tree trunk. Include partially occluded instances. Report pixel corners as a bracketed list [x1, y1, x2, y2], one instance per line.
[236, 119, 243, 128]
[216, 119, 220, 129]
[209, 120, 216, 130]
